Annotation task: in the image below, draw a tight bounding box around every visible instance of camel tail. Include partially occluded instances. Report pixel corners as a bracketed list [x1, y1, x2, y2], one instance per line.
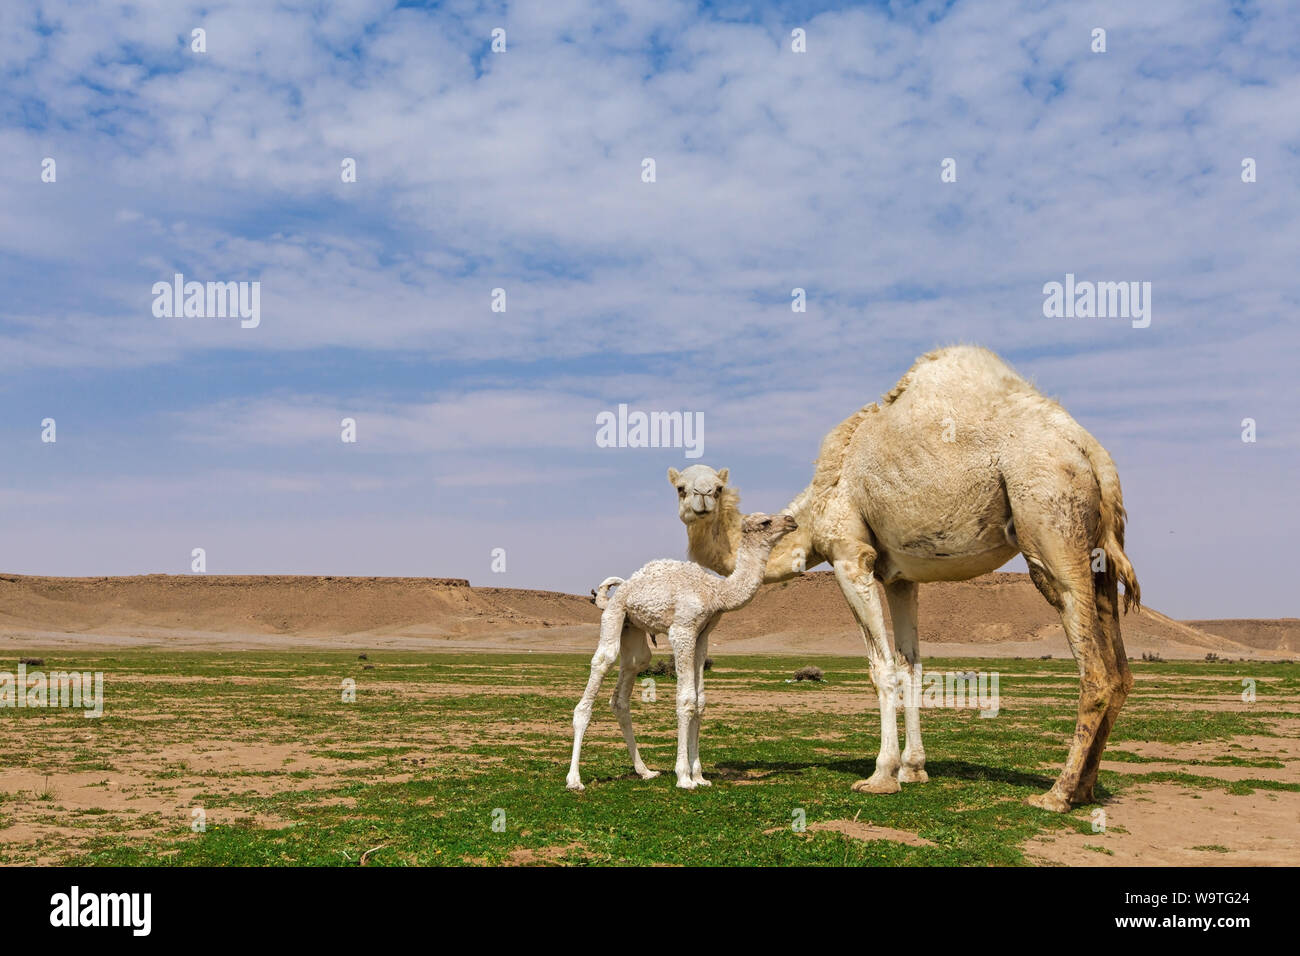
[591, 577, 625, 610]
[1081, 438, 1141, 612]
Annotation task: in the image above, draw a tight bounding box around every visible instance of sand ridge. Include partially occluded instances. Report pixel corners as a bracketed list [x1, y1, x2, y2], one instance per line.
[0, 571, 1288, 659]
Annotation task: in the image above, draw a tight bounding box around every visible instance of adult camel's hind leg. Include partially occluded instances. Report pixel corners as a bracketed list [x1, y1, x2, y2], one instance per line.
[886, 580, 927, 783]
[612, 628, 658, 780]
[1076, 571, 1133, 801]
[1020, 529, 1124, 812]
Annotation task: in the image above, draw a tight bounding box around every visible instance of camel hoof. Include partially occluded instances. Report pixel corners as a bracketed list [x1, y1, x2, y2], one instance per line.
[566, 780, 585, 792]
[692, 777, 712, 787]
[676, 778, 698, 790]
[899, 767, 929, 784]
[851, 775, 901, 795]
[1027, 790, 1071, 813]
[638, 769, 660, 780]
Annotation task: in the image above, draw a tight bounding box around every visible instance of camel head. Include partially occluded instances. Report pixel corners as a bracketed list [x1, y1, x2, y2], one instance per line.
[668, 464, 731, 525]
[740, 512, 798, 546]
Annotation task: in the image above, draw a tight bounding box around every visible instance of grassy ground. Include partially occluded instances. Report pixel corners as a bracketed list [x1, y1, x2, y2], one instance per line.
[0, 650, 1295, 865]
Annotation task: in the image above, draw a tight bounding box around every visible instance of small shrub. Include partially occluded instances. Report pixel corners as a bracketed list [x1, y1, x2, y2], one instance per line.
[1141, 651, 1164, 663]
[1204, 652, 1219, 663]
[793, 665, 824, 683]
[640, 659, 670, 677]
[19, 657, 44, 667]
[638, 656, 712, 678]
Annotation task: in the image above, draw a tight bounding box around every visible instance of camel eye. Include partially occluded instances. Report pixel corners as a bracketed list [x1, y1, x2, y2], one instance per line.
[714, 486, 722, 495]
[677, 487, 686, 497]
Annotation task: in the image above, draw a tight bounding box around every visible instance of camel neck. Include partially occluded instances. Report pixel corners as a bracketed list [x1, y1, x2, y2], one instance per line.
[717, 540, 775, 611]
[762, 485, 819, 582]
[687, 483, 821, 583]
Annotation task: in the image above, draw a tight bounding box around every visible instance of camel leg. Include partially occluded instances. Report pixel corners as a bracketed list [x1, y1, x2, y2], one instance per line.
[886, 580, 928, 783]
[612, 628, 658, 780]
[830, 544, 901, 795]
[1075, 571, 1133, 801]
[669, 624, 700, 789]
[1023, 553, 1121, 812]
[689, 618, 718, 786]
[566, 607, 623, 791]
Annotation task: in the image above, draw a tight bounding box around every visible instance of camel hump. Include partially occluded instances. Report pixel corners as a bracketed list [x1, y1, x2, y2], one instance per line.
[810, 403, 875, 496]
[885, 345, 1031, 405]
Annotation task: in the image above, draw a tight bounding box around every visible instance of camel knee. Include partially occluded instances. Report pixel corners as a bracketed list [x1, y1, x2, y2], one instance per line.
[1079, 670, 1129, 716]
[676, 698, 699, 719]
[572, 701, 594, 728]
[610, 693, 631, 716]
[694, 691, 706, 716]
[1115, 662, 1134, 697]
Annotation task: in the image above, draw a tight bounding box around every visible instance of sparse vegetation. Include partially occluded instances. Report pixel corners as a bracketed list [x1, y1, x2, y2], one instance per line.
[0, 650, 1293, 866]
[793, 665, 824, 682]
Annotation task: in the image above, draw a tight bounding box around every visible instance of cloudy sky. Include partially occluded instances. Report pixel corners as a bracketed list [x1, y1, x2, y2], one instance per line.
[1, 0, 1296, 618]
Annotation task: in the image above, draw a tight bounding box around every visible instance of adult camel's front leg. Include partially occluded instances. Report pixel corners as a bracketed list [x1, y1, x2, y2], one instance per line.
[688, 617, 718, 786]
[830, 543, 901, 795]
[885, 579, 928, 783]
[668, 624, 700, 789]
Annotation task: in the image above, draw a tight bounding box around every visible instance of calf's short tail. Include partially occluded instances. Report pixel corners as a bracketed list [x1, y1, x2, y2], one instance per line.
[590, 577, 625, 610]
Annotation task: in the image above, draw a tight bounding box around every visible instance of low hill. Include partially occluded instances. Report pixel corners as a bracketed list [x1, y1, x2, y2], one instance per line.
[0, 571, 1283, 659]
[1185, 619, 1300, 654]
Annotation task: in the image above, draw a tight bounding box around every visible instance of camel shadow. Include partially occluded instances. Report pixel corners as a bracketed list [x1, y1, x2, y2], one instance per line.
[712, 756, 1057, 792]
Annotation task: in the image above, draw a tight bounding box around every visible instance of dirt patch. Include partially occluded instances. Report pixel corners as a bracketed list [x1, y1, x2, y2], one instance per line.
[807, 819, 936, 846]
[0, 739, 383, 862]
[1101, 731, 1300, 782]
[503, 842, 587, 866]
[764, 818, 935, 847]
[1025, 782, 1300, 866]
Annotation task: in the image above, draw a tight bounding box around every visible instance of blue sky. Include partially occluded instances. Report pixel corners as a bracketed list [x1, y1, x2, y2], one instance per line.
[1, 0, 1297, 618]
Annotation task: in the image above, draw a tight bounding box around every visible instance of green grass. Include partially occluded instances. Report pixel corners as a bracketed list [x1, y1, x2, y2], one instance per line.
[0, 651, 1295, 865]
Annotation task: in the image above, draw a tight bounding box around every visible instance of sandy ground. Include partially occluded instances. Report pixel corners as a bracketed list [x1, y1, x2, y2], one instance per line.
[1025, 781, 1299, 866]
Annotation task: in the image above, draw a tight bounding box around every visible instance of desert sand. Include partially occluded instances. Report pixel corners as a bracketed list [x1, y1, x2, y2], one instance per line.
[0, 570, 1290, 658]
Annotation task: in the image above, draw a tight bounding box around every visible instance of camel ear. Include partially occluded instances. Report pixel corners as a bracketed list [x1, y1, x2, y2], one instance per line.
[716, 467, 729, 485]
[667, 467, 681, 484]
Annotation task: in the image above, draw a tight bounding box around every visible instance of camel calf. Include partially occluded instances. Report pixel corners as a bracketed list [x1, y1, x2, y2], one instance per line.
[566, 513, 797, 791]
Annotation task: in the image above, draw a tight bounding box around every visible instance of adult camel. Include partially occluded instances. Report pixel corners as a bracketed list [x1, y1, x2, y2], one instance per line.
[668, 346, 1139, 811]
